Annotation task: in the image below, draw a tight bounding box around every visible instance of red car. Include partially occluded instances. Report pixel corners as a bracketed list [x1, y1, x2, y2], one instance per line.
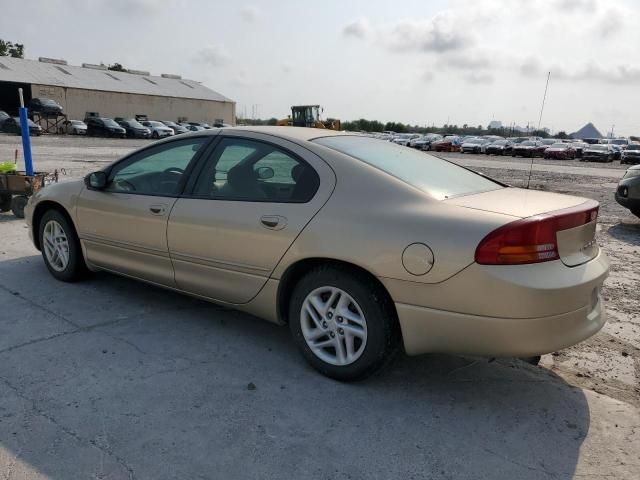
[544, 143, 576, 160]
[432, 135, 461, 152]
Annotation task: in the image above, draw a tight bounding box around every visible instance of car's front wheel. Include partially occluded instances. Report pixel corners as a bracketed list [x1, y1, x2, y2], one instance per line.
[39, 210, 87, 282]
[289, 266, 400, 381]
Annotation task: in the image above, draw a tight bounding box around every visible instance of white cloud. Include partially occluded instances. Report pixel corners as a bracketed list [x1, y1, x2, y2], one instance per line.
[343, 18, 372, 39]
[240, 6, 260, 23]
[384, 13, 469, 52]
[194, 45, 231, 67]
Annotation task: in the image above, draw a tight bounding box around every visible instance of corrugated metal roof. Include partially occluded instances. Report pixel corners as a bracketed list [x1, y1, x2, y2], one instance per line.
[0, 57, 233, 103]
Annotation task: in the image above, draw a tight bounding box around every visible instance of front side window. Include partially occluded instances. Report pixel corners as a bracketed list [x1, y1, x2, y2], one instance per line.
[106, 138, 207, 195]
[192, 138, 319, 203]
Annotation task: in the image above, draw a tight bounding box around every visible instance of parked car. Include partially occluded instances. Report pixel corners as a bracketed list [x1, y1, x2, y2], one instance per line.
[583, 138, 601, 145]
[117, 119, 151, 139]
[582, 144, 614, 162]
[28, 97, 64, 116]
[160, 120, 189, 135]
[62, 120, 87, 135]
[615, 165, 640, 218]
[85, 117, 127, 138]
[610, 138, 629, 149]
[570, 142, 587, 159]
[610, 144, 622, 160]
[621, 144, 640, 165]
[485, 140, 513, 156]
[25, 127, 609, 380]
[1, 116, 42, 136]
[432, 135, 461, 152]
[392, 133, 420, 146]
[410, 134, 442, 151]
[460, 138, 490, 154]
[180, 123, 207, 132]
[544, 143, 576, 160]
[512, 140, 540, 157]
[0, 110, 9, 125]
[141, 121, 174, 139]
[188, 121, 212, 129]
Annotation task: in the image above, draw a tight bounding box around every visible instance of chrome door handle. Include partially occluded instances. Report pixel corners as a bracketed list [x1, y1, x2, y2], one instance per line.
[149, 204, 167, 215]
[260, 215, 287, 230]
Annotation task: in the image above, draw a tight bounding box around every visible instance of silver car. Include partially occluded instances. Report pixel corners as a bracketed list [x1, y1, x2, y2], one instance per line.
[141, 121, 174, 139]
[25, 127, 609, 380]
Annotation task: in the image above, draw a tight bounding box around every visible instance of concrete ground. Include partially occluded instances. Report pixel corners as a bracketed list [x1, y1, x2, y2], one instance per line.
[0, 134, 639, 479]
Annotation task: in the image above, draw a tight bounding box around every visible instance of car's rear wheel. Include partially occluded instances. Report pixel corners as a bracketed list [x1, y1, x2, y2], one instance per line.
[289, 266, 400, 381]
[39, 210, 87, 282]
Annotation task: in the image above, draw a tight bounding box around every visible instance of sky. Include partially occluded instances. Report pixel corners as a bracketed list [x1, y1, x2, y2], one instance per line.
[2, 0, 640, 135]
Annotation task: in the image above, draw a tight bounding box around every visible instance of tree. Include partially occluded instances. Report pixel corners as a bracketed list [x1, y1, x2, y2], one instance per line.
[555, 131, 569, 139]
[108, 63, 127, 72]
[0, 39, 24, 58]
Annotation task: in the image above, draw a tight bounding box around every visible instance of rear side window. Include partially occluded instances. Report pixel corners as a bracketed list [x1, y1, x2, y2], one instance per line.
[192, 138, 319, 203]
[313, 136, 503, 200]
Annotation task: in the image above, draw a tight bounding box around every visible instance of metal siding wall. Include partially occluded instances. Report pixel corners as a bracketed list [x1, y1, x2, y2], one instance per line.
[31, 85, 235, 125]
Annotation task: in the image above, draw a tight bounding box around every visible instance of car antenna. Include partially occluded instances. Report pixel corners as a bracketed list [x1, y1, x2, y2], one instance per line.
[526, 71, 551, 189]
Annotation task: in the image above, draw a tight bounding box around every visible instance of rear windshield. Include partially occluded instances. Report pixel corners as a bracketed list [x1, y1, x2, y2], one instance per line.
[313, 136, 503, 200]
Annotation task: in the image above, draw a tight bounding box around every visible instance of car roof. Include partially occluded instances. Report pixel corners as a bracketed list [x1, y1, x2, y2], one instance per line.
[183, 126, 352, 143]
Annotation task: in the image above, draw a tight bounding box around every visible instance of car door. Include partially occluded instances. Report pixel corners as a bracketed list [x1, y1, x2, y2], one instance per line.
[75, 136, 212, 286]
[167, 132, 336, 304]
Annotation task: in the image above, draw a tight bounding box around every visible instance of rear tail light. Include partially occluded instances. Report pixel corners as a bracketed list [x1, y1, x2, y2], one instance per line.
[475, 202, 599, 265]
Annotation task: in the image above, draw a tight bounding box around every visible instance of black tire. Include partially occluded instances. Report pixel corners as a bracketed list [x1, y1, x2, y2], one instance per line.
[152, 131, 159, 139]
[520, 355, 541, 366]
[631, 209, 640, 219]
[0, 194, 11, 212]
[10, 195, 28, 218]
[38, 209, 87, 282]
[288, 265, 401, 381]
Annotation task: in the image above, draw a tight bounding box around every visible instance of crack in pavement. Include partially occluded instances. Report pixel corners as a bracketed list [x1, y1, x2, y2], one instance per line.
[0, 376, 136, 480]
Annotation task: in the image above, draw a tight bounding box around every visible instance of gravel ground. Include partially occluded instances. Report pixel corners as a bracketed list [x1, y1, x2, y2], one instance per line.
[0, 134, 638, 479]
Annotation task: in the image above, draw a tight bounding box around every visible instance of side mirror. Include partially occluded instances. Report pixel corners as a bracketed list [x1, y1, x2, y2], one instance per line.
[85, 171, 107, 190]
[256, 166, 275, 180]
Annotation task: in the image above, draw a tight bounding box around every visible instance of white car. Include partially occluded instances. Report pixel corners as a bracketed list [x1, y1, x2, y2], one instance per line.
[392, 134, 421, 146]
[63, 120, 87, 135]
[141, 121, 175, 139]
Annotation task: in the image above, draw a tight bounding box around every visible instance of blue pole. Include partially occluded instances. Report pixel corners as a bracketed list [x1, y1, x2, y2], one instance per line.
[18, 88, 34, 176]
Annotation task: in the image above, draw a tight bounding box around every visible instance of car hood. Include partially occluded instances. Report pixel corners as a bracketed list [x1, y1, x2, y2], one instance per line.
[443, 187, 589, 218]
[584, 149, 606, 154]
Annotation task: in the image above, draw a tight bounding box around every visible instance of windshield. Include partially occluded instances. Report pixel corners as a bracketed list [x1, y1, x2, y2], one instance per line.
[41, 99, 57, 105]
[611, 139, 628, 145]
[102, 118, 120, 128]
[520, 141, 535, 146]
[123, 120, 144, 128]
[162, 121, 177, 127]
[147, 121, 163, 127]
[627, 145, 640, 150]
[465, 139, 483, 144]
[492, 140, 507, 145]
[313, 136, 503, 200]
[71, 120, 84, 125]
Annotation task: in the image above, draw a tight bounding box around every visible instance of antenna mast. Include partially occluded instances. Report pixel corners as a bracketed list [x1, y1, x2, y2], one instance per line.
[526, 71, 551, 189]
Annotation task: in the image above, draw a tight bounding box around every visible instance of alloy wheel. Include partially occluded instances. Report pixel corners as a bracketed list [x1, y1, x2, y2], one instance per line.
[300, 286, 368, 366]
[43, 220, 70, 272]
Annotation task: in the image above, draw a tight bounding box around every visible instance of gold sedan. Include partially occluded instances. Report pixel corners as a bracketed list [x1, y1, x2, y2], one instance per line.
[25, 127, 609, 380]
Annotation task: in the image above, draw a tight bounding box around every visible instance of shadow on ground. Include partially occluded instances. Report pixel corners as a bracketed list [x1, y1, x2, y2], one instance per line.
[608, 221, 640, 246]
[0, 256, 590, 479]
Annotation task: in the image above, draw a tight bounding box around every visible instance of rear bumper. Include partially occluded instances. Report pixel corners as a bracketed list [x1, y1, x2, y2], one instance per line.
[396, 292, 605, 356]
[382, 250, 609, 356]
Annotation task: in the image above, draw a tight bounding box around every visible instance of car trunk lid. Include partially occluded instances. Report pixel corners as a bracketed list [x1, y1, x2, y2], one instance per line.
[446, 188, 599, 267]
